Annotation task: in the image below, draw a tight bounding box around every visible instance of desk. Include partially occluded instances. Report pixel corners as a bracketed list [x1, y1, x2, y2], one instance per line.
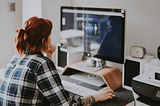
[60, 74, 135, 106]
[93, 87, 134, 106]
[60, 60, 135, 106]
[69, 87, 135, 106]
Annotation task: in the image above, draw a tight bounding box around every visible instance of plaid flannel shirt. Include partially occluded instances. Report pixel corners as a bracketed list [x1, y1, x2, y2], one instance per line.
[0, 51, 83, 106]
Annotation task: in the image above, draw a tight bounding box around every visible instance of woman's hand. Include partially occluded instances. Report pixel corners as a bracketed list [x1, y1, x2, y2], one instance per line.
[47, 44, 56, 54]
[46, 44, 56, 60]
[92, 87, 114, 102]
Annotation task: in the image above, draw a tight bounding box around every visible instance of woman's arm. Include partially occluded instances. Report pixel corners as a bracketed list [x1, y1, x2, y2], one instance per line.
[37, 59, 71, 105]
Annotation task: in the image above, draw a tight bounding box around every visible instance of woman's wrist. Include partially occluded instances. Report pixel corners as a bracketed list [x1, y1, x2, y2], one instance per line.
[92, 95, 98, 103]
[90, 95, 96, 105]
[81, 95, 96, 106]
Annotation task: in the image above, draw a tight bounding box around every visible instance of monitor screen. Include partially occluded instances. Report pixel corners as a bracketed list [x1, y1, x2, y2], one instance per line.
[60, 6, 125, 64]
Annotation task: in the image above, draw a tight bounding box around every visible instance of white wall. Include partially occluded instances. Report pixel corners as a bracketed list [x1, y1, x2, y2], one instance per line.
[1, 0, 160, 69]
[72, 0, 160, 57]
[0, 0, 71, 69]
[42, 0, 72, 62]
[22, 0, 42, 25]
[0, 0, 22, 69]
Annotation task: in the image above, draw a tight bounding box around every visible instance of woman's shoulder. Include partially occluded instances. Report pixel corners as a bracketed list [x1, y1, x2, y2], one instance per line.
[32, 54, 55, 68]
[32, 54, 57, 73]
[33, 53, 53, 63]
[7, 54, 20, 66]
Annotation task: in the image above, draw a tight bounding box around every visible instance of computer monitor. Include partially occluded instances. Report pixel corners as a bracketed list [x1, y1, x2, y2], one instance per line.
[60, 6, 125, 64]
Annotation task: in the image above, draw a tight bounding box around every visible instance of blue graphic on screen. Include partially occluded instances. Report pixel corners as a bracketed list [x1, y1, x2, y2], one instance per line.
[62, 12, 122, 59]
[97, 16, 122, 59]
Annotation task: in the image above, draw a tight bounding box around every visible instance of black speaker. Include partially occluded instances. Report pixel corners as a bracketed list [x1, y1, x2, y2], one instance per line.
[157, 46, 160, 60]
[124, 59, 140, 87]
[57, 46, 67, 68]
[123, 55, 153, 90]
[56, 44, 83, 71]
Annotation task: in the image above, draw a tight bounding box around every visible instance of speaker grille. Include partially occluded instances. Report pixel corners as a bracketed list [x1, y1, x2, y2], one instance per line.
[124, 59, 140, 87]
[58, 46, 67, 68]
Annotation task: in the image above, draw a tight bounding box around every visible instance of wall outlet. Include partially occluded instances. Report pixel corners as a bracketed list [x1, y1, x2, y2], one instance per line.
[8, 3, 15, 12]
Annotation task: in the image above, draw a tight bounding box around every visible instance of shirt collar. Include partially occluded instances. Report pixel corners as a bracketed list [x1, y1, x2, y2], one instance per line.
[25, 48, 44, 56]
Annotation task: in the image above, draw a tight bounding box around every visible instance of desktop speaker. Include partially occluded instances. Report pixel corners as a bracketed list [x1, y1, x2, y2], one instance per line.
[56, 44, 83, 71]
[157, 46, 160, 60]
[122, 55, 154, 90]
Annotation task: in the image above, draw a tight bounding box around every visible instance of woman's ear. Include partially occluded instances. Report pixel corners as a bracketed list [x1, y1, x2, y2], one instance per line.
[42, 38, 46, 51]
[42, 38, 45, 46]
[42, 38, 48, 52]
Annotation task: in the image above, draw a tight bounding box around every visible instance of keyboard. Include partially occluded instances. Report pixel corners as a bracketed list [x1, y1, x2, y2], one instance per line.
[62, 80, 98, 97]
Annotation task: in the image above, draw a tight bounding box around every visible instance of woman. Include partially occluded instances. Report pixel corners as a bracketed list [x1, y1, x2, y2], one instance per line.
[0, 17, 114, 106]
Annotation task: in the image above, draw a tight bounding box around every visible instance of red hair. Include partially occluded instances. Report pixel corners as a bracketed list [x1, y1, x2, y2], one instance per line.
[15, 17, 52, 55]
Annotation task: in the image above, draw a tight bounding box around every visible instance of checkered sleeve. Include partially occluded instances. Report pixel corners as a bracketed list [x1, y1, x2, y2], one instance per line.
[36, 59, 71, 106]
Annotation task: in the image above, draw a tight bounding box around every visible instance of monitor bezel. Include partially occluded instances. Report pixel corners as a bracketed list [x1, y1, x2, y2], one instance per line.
[60, 6, 126, 64]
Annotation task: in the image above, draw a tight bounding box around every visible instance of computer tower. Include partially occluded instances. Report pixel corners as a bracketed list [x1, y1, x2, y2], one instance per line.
[122, 55, 154, 90]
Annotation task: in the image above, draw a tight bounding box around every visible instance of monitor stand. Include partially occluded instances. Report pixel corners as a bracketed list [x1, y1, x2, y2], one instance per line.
[61, 60, 122, 90]
[68, 61, 105, 86]
[70, 72, 105, 87]
[75, 64, 103, 73]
